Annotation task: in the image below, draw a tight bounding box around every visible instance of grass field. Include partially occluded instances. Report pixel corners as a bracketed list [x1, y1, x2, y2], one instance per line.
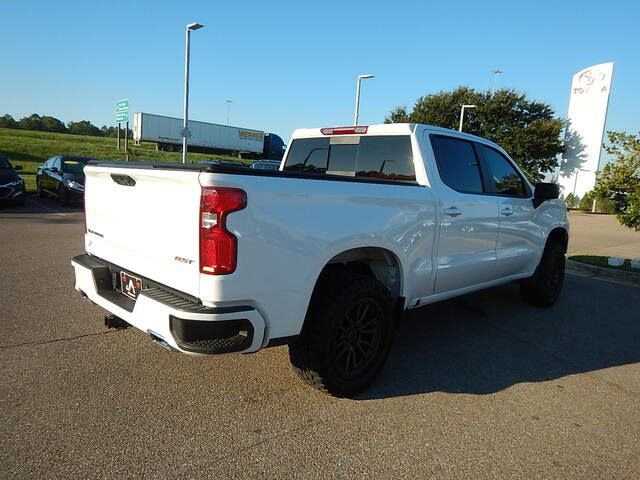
[0, 128, 242, 192]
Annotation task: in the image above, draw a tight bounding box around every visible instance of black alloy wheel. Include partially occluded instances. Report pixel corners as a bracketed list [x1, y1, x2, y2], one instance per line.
[332, 298, 384, 380]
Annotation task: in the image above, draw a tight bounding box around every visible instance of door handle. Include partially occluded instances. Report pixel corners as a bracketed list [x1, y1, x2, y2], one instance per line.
[444, 207, 462, 217]
[501, 207, 514, 216]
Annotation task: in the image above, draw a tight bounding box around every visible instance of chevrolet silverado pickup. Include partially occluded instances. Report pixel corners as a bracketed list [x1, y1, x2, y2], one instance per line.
[72, 123, 568, 397]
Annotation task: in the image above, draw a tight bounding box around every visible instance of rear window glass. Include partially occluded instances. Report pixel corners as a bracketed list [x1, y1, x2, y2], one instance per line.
[62, 158, 90, 173]
[283, 135, 415, 183]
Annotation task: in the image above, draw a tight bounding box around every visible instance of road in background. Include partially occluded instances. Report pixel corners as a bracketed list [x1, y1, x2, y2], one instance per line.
[568, 210, 640, 258]
[1, 198, 639, 479]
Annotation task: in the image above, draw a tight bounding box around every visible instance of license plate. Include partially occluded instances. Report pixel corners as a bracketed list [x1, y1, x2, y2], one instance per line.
[120, 271, 142, 300]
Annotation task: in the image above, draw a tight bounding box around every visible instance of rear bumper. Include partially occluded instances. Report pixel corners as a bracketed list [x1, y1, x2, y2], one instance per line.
[71, 254, 265, 355]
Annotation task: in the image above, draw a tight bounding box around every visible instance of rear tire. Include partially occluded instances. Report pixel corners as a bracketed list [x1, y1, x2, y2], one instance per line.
[57, 185, 70, 207]
[289, 269, 394, 397]
[520, 242, 565, 307]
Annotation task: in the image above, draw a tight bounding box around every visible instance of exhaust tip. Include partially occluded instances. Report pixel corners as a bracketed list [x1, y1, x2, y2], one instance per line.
[148, 330, 177, 352]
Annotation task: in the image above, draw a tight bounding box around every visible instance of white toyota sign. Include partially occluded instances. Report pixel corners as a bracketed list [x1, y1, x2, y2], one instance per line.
[557, 62, 614, 199]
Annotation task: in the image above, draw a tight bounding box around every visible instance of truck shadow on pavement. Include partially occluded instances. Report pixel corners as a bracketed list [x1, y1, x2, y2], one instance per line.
[0, 195, 84, 222]
[361, 274, 640, 400]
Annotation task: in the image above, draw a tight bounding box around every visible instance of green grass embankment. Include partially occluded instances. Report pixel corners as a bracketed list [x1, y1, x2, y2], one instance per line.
[0, 128, 242, 192]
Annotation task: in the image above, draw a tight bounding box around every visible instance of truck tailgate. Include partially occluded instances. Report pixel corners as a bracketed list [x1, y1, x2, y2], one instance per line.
[83, 165, 202, 298]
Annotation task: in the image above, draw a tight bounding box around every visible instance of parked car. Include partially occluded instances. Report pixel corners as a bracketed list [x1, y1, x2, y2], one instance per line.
[0, 153, 26, 206]
[250, 160, 281, 171]
[36, 156, 93, 205]
[610, 191, 628, 212]
[72, 123, 568, 397]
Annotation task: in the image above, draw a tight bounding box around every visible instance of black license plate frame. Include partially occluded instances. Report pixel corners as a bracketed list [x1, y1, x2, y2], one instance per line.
[120, 271, 142, 300]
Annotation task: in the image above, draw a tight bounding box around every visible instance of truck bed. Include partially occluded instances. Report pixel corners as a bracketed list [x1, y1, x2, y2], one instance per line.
[89, 160, 421, 187]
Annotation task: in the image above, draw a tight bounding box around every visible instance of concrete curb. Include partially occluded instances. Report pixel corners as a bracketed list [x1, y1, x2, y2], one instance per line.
[566, 259, 640, 287]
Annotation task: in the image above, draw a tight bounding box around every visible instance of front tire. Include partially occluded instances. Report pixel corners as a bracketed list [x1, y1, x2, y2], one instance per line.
[36, 181, 46, 198]
[520, 242, 565, 307]
[289, 269, 394, 397]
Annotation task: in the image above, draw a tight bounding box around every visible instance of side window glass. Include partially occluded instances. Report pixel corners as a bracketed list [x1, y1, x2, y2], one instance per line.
[478, 145, 527, 197]
[53, 158, 61, 171]
[430, 136, 483, 194]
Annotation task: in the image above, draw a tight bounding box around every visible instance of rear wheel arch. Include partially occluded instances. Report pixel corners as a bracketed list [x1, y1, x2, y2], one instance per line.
[296, 246, 404, 338]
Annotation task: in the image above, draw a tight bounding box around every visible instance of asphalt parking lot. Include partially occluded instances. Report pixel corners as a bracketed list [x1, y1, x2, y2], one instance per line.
[1, 197, 639, 479]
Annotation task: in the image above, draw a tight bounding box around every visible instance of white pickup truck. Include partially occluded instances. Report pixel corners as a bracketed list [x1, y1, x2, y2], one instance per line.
[72, 123, 568, 397]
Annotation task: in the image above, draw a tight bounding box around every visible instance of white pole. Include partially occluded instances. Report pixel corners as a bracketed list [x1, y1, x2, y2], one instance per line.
[226, 100, 232, 125]
[182, 27, 191, 164]
[458, 105, 476, 132]
[491, 68, 503, 95]
[353, 74, 374, 125]
[354, 77, 362, 125]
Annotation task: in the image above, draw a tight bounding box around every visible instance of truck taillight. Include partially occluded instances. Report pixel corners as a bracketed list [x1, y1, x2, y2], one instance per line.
[199, 187, 247, 275]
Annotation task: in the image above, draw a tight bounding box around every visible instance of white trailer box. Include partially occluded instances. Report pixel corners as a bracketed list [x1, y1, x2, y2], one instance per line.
[133, 112, 264, 154]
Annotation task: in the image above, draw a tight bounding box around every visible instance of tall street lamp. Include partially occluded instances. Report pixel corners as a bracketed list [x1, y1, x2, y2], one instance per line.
[458, 104, 476, 132]
[225, 99, 232, 125]
[491, 68, 503, 95]
[182, 22, 204, 164]
[353, 73, 374, 125]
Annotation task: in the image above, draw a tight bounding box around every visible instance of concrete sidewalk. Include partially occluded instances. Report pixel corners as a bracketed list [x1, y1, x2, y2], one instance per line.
[568, 211, 640, 259]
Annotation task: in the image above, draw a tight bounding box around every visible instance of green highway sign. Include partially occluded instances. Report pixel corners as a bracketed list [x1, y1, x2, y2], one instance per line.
[115, 99, 129, 123]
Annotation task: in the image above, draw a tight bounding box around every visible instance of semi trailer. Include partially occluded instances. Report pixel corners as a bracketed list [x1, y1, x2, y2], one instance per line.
[133, 112, 286, 160]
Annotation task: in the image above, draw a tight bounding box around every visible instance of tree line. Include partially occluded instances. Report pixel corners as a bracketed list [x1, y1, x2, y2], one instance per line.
[0, 113, 132, 138]
[386, 87, 564, 182]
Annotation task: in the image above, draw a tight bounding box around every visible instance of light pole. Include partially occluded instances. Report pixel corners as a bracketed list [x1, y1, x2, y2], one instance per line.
[353, 73, 374, 125]
[225, 99, 232, 125]
[458, 104, 476, 132]
[182, 22, 204, 164]
[491, 68, 503, 95]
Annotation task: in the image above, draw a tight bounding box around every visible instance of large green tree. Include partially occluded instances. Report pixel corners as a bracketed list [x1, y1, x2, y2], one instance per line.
[41, 115, 67, 133]
[385, 87, 565, 181]
[0, 114, 17, 128]
[593, 131, 640, 230]
[67, 120, 102, 136]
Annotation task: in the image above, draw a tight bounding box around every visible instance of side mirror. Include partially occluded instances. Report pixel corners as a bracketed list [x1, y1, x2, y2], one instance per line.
[533, 182, 560, 208]
[50, 167, 59, 173]
[14, 164, 23, 171]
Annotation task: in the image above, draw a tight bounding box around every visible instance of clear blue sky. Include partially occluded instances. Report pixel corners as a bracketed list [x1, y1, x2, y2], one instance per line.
[1, 0, 638, 142]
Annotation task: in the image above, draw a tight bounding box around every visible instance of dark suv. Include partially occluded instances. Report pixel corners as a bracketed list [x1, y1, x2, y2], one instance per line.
[0, 153, 26, 206]
[36, 156, 93, 205]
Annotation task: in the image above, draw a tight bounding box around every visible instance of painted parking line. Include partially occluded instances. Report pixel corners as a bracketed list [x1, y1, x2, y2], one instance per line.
[28, 198, 67, 217]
